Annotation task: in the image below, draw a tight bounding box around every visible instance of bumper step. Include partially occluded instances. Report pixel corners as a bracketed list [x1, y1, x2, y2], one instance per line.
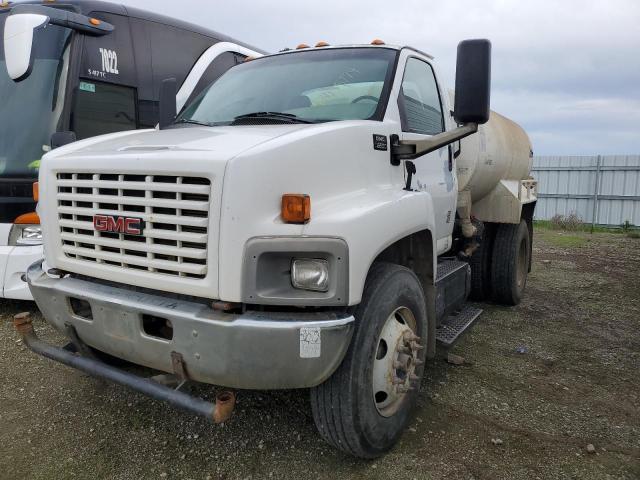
[435, 304, 483, 347]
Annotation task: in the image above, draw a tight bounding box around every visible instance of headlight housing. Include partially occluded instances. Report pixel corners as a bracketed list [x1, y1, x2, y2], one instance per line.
[9, 224, 43, 246]
[291, 258, 329, 292]
[243, 237, 348, 306]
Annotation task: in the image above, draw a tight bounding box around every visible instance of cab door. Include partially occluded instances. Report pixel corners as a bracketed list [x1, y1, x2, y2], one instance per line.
[395, 55, 457, 252]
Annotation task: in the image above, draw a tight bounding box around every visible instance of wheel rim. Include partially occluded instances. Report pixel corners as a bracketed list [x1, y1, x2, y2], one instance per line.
[516, 238, 528, 289]
[372, 306, 424, 417]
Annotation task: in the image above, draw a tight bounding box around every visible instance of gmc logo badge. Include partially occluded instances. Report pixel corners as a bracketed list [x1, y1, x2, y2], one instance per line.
[93, 215, 144, 236]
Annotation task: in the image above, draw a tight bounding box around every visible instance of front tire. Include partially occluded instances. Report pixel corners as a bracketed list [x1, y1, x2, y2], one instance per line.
[310, 263, 428, 458]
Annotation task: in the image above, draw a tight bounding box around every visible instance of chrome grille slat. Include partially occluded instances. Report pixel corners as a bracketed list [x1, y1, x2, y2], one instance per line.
[60, 233, 207, 259]
[56, 192, 209, 211]
[57, 179, 210, 195]
[57, 207, 208, 227]
[59, 220, 207, 243]
[56, 173, 211, 279]
[61, 245, 207, 275]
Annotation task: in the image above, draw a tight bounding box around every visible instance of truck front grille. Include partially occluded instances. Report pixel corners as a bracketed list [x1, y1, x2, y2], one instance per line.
[56, 173, 211, 279]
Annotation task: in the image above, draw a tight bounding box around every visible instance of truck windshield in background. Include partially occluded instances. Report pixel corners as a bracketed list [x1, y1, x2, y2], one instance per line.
[178, 47, 398, 126]
[0, 13, 71, 177]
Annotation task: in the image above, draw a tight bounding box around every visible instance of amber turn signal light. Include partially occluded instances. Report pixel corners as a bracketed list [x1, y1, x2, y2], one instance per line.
[89, 18, 101, 26]
[282, 194, 311, 224]
[32, 182, 39, 202]
[15, 212, 40, 225]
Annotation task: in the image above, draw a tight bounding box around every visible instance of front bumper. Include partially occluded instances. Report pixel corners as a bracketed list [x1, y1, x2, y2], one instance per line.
[27, 261, 355, 389]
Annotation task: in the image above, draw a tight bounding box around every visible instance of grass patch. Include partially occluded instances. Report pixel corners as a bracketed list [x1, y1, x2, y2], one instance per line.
[534, 220, 633, 234]
[543, 233, 588, 248]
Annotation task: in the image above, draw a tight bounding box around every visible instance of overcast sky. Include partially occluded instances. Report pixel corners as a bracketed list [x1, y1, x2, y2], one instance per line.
[119, 0, 639, 156]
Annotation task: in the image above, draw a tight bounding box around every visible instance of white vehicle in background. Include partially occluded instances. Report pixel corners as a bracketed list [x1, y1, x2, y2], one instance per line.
[17, 39, 537, 458]
[0, 0, 262, 299]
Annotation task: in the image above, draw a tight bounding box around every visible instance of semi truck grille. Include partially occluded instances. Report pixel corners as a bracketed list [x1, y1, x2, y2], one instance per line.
[55, 173, 211, 279]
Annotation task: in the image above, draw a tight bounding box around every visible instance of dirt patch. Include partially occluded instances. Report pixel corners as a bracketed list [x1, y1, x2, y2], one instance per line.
[1, 228, 638, 479]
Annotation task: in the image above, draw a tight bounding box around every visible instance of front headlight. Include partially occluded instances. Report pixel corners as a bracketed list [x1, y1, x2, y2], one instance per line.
[9, 224, 43, 246]
[291, 258, 330, 292]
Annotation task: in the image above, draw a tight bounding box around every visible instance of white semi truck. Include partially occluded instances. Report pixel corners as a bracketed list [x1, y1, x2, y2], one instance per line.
[16, 39, 537, 458]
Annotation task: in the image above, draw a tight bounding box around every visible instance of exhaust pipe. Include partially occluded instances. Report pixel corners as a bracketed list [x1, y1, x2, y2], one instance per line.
[213, 391, 236, 423]
[14, 313, 235, 424]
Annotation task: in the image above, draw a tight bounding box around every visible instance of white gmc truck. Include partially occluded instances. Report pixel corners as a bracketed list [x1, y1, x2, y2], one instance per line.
[17, 39, 537, 458]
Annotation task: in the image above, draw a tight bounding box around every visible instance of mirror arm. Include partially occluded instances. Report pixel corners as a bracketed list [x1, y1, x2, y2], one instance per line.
[391, 123, 478, 162]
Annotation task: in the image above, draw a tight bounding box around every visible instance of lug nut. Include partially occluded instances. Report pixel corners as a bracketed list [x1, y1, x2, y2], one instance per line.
[395, 353, 411, 370]
[397, 386, 415, 394]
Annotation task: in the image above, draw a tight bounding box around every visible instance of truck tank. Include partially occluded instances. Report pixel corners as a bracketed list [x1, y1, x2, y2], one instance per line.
[456, 110, 533, 202]
[449, 91, 536, 230]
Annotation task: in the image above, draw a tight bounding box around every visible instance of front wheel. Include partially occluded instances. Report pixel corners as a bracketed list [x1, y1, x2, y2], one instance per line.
[310, 263, 428, 458]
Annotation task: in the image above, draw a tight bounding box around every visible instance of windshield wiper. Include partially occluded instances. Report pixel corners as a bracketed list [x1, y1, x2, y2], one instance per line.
[232, 112, 313, 124]
[173, 118, 212, 127]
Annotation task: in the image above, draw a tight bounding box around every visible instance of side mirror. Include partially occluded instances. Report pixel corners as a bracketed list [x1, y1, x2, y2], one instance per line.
[159, 78, 177, 130]
[453, 39, 491, 125]
[51, 131, 77, 149]
[3, 13, 50, 81]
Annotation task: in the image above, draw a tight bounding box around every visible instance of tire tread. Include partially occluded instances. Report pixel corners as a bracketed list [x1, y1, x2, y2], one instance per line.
[310, 263, 425, 458]
[491, 221, 529, 305]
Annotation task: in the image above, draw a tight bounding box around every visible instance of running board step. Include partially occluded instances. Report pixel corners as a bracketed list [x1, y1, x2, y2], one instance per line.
[435, 258, 471, 323]
[436, 304, 483, 347]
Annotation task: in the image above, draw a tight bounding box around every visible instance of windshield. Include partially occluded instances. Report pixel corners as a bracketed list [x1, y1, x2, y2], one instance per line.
[0, 14, 71, 177]
[178, 47, 398, 126]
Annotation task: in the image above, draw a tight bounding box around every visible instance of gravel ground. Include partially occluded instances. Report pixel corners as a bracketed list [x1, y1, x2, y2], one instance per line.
[1, 228, 639, 480]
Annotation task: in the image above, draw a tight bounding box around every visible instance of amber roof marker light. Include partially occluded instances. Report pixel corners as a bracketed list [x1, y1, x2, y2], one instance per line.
[282, 194, 311, 224]
[371, 39, 386, 45]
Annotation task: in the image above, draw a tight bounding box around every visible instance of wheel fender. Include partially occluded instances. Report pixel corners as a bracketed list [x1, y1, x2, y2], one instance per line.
[303, 189, 438, 306]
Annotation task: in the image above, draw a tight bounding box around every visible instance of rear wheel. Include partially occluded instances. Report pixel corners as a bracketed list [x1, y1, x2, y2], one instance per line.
[491, 220, 531, 305]
[469, 222, 496, 301]
[310, 263, 428, 458]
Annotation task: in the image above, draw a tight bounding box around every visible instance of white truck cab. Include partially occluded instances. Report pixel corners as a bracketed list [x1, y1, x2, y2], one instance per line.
[18, 40, 537, 458]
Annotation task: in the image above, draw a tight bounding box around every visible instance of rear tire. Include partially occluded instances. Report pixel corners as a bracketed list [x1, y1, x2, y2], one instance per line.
[310, 263, 428, 458]
[491, 220, 530, 305]
[469, 222, 496, 301]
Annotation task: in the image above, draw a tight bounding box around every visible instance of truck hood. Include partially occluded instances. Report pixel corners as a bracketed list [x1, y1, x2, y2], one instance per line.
[48, 124, 311, 160]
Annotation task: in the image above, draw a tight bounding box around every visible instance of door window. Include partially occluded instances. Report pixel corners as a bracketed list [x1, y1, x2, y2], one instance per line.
[72, 81, 137, 140]
[398, 58, 444, 135]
